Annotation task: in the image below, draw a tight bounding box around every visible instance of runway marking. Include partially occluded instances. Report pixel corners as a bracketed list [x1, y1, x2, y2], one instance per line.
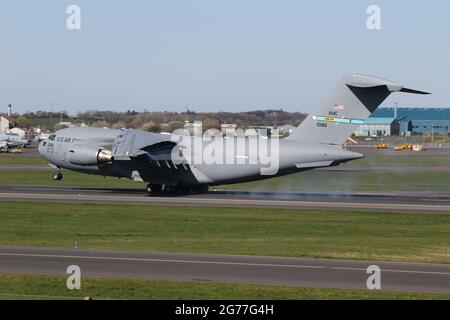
[1, 252, 449, 276]
[13, 187, 114, 193]
[2, 192, 450, 212]
[14, 187, 81, 192]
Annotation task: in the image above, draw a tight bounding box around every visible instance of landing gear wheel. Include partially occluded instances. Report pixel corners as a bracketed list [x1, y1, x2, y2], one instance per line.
[53, 171, 63, 181]
[192, 185, 209, 194]
[178, 186, 191, 194]
[163, 185, 177, 193]
[146, 184, 162, 195]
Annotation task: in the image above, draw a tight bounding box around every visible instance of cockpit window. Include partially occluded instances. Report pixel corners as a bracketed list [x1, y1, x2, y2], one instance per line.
[48, 135, 55, 141]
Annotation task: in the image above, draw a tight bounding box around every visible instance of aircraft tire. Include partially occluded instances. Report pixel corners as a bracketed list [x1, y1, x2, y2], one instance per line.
[163, 185, 177, 193]
[192, 185, 209, 194]
[53, 172, 63, 181]
[146, 184, 162, 194]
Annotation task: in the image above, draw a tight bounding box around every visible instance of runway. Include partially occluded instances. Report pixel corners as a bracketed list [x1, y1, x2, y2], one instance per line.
[0, 246, 449, 294]
[1, 184, 450, 213]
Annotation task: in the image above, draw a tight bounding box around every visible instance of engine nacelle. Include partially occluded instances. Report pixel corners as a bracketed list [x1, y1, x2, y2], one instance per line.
[68, 146, 114, 166]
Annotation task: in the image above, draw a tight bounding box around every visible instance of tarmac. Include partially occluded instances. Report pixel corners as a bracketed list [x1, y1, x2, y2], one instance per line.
[1, 184, 450, 213]
[0, 246, 449, 294]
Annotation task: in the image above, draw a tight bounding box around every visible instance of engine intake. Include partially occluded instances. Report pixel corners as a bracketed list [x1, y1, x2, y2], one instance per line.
[68, 146, 114, 166]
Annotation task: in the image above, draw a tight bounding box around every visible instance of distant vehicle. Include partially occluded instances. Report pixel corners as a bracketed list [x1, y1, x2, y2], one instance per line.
[412, 145, 424, 152]
[9, 147, 23, 153]
[38, 73, 429, 194]
[395, 144, 413, 151]
[0, 141, 8, 153]
[376, 143, 388, 149]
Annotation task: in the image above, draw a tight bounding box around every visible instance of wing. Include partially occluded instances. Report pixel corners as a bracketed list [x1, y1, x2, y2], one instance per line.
[112, 129, 177, 161]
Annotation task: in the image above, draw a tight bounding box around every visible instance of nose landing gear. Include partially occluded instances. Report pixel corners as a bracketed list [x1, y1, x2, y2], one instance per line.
[52, 170, 63, 181]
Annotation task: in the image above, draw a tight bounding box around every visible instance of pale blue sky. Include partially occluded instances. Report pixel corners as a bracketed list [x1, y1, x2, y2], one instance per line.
[1, 1, 449, 114]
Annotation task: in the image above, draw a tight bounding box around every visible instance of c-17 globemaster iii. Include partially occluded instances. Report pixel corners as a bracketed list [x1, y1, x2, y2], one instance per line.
[39, 73, 429, 194]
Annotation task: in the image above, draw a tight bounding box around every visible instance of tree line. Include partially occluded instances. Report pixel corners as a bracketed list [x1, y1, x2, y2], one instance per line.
[15, 109, 307, 132]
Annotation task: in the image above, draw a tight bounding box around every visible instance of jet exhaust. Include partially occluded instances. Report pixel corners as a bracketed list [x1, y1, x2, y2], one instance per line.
[68, 146, 114, 166]
[97, 149, 114, 164]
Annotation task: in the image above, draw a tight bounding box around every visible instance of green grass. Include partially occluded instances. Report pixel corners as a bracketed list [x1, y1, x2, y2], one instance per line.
[352, 154, 450, 167]
[0, 201, 449, 264]
[0, 156, 47, 165]
[0, 274, 449, 300]
[1, 168, 450, 192]
[29, 117, 73, 129]
[0, 169, 142, 188]
[1, 152, 450, 192]
[218, 170, 450, 193]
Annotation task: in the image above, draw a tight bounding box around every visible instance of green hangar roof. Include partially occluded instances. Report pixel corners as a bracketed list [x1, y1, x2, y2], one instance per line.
[372, 107, 450, 121]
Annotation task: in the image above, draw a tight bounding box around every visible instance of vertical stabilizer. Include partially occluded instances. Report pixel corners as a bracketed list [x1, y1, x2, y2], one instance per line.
[288, 73, 429, 145]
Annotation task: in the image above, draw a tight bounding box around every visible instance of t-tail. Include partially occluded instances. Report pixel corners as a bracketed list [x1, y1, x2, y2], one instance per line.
[288, 73, 430, 145]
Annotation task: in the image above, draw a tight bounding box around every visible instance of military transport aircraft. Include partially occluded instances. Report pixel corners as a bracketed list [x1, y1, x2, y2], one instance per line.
[38, 73, 429, 194]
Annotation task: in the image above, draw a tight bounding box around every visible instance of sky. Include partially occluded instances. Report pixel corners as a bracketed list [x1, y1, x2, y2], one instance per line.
[0, 1, 449, 115]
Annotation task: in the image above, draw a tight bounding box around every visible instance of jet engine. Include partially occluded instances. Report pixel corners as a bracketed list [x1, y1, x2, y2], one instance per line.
[68, 146, 114, 166]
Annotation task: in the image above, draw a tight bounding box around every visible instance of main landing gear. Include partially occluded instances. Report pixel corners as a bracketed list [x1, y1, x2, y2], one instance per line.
[145, 184, 209, 195]
[191, 185, 209, 194]
[145, 183, 162, 194]
[52, 170, 63, 181]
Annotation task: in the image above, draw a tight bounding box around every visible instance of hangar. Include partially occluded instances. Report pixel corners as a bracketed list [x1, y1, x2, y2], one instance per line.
[353, 117, 400, 137]
[364, 107, 450, 136]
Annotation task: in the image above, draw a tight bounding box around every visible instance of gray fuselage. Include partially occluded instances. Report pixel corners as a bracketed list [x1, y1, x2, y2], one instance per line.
[38, 127, 363, 187]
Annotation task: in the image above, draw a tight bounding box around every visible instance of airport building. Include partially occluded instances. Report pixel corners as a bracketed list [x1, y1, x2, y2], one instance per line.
[353, 117, 400, 137]
[358, 107, 450, 136]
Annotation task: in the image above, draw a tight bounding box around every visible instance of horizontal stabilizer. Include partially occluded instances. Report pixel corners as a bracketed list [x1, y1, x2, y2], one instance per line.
[400, 87, 431, 95]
